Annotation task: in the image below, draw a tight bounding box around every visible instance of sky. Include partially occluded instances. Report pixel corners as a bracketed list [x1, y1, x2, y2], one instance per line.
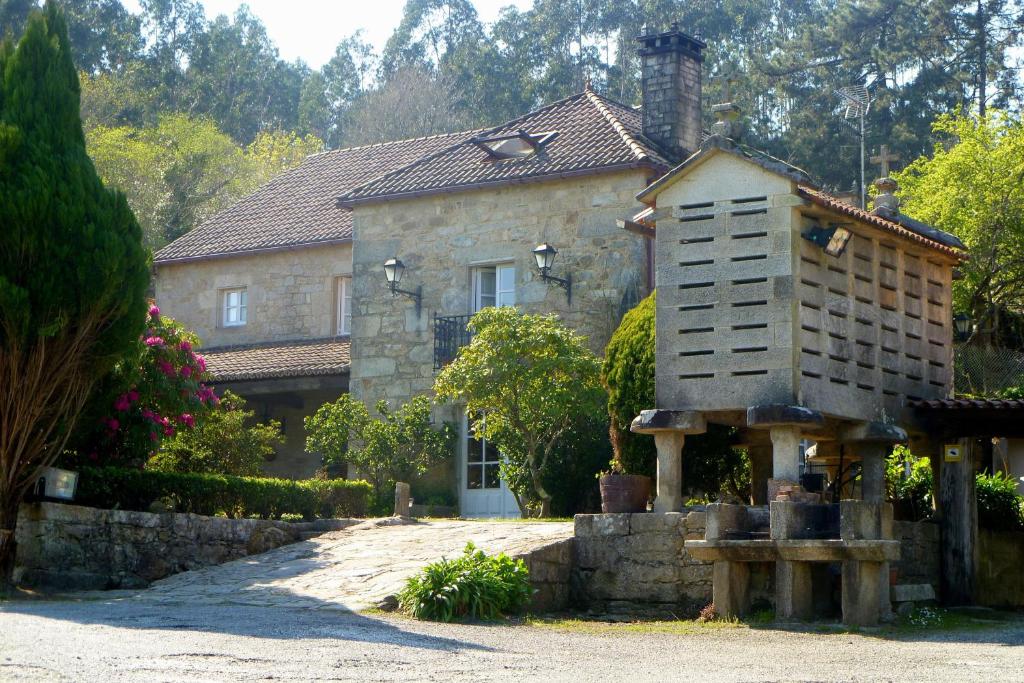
[120, 0, 533, 69]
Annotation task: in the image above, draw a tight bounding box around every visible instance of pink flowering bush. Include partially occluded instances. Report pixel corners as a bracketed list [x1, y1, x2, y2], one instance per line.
[68, 305, 217, 467]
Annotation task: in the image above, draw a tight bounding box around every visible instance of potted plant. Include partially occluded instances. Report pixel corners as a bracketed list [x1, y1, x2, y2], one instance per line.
[597, 428, 652, 513]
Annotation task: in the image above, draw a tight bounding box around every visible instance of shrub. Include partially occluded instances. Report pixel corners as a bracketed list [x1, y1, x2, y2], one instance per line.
[976, 470, 1024, 531]
[73, 467, 371, 520]
[148, 390, 283, 476]
[69, 307, 218, 468]
[397, 543, 531, 622]
[305, 394, 455, 511]
[885, 446, 934, 521]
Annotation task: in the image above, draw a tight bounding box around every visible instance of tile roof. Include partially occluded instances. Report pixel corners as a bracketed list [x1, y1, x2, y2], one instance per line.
[154, 130, 477, 263]
[908, 398, 1024, 411]
[337, 89, 672, 206]
[202, 337, 351, 382]
[798, 186, 966, 260]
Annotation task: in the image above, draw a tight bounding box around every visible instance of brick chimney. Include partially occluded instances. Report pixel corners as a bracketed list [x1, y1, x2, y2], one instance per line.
[637, 24, 706, 160]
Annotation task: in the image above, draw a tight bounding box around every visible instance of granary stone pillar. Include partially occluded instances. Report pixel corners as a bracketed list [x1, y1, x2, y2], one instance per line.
[631, 410, 707, 513]
[746, 405, 825, 501]
[747, 444, 772, 505]
[840, 422, 907, 504]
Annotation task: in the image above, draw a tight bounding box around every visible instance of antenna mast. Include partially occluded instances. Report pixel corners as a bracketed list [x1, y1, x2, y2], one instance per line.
[834, 85, 871, 209]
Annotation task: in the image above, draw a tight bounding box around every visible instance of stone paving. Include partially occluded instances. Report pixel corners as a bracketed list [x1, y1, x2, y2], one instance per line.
[132, 518, 573, 612]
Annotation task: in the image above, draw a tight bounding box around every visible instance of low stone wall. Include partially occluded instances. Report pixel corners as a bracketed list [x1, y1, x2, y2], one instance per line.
[14, 502, 323, 591]
[573, 511, 726, 616]
[978, 529, 1024, 608]
[516, 538, 574, 613]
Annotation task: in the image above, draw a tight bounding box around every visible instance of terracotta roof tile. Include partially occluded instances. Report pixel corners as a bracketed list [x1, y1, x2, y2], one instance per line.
[202, 337, 351, 382]
[154, 131, 478, 263]
[798, 186, 965, 260]
[337, 90, 671, 206]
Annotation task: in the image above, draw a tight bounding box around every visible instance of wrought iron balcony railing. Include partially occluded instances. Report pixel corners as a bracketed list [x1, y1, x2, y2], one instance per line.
[433, 314, 473, 370]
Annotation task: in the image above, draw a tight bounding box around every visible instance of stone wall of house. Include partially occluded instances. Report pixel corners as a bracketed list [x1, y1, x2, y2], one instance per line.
[572, 510, 777, 617]
[154, 243, 352, 348]
[12, 502, 343, 591]
[348, 170, 651, 410]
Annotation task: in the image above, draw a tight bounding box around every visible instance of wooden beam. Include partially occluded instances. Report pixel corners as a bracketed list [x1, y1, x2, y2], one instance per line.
[617, 218, 655, 239]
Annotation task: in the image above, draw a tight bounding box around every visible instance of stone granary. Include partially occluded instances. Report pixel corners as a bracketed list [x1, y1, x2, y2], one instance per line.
[625, 40, 966, 623]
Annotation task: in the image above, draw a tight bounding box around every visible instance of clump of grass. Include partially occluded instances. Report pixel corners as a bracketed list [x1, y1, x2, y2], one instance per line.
[397, 542, 531, 622]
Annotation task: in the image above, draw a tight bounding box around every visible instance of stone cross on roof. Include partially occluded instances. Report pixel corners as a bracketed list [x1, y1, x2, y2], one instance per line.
[870, 144, 900, 178]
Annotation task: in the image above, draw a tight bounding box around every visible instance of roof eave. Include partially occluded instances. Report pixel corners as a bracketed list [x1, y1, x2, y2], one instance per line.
[336, 161, 664, 208]
[153, 237, 353, 266]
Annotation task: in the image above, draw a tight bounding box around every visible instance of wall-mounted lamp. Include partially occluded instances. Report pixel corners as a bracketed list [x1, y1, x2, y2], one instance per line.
[953, 312, 973, 342]
[802, 224, 852, 258]
[532, 243, 572, 304]
[383, 257, 422, 317]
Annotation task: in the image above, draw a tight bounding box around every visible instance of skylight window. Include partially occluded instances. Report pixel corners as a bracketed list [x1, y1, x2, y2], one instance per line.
[471, 130, 557, 160]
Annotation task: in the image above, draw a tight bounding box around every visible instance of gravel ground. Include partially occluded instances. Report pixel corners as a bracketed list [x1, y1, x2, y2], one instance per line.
[1, 598, 1023, 682]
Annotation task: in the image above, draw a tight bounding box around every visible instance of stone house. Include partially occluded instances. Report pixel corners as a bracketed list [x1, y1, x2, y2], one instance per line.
[154, 27, 708, 513]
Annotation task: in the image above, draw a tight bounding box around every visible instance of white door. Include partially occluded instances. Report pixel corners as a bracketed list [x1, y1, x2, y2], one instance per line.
[460, 414, 519, 518]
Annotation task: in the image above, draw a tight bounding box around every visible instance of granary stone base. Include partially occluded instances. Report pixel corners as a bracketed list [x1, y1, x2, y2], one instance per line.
[572, 511, 774, 617]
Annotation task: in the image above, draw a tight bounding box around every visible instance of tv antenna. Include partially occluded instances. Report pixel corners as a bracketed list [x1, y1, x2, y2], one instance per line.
[834, 85, 871, 209]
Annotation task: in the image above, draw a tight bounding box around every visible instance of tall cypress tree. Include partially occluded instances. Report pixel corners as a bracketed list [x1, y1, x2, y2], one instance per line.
[0, 2, 149, 589]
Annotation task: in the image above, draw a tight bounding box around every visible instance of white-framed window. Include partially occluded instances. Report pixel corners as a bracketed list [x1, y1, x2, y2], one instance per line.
[467, 415, 502, 490]
[336, 275, 352, 335]
[222, 287, 247, 327]
[472, 264, 515, 312]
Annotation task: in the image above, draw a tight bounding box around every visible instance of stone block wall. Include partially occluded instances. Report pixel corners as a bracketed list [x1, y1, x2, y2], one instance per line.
[154, 243, 352, 348]
[978, 529, 1024, 608]
[13, 502, 317, 591]
[349, 170, 650, 410]
[516, 538, 574, 613]
[572, 511, 714, 616]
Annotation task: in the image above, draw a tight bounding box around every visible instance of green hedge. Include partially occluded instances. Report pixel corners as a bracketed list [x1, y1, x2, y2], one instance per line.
[73, 467, 371, 520]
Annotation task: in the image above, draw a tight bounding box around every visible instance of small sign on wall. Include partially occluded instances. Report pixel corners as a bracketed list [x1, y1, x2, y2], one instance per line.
[944, 444, 962, 462]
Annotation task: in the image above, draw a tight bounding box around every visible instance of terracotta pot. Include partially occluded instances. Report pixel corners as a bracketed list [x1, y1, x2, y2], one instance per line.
[599, 474, 652, 513]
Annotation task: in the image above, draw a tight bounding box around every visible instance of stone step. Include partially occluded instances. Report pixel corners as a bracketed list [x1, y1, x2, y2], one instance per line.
[891, 583, 936, 603]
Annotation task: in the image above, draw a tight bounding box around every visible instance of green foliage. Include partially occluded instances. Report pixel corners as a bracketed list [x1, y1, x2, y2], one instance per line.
[85, 113, 321, 248]
[0, 1, 149, 574]
[601, 292, 749, 498]
[148, 390, 283, 477]
[540, 406, 613, 516]
[603, 290, 655, 475]
[976, 470, 1024, 532]
[885, 446, 934, 521]
[896, 112, 1024, 340]
[74, 466, 371, 520]
[434, 307, 605, 517]
[68, 306, 215, 468]
[305, 394, 455, 509]
[397, 542, 531, 622]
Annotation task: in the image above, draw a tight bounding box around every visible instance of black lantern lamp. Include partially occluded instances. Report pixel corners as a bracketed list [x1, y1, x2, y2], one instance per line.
[802, 223, 853, 258]
[953, 312, 973, 342]
[383, 257, 422, 317]
[532, 243, 572, 304]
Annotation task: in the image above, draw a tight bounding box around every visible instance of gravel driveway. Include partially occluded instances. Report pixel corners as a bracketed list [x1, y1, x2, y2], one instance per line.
[2, 597, 1022, 682]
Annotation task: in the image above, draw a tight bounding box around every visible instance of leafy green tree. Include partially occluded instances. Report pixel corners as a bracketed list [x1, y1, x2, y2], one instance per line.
[0, 3, 149, 590]
[305, 394, 455, 511]
[148, 390, 283, 476]
[434, 307, 605, 517]
[896, 111, 1024, 343]
[885, 445, 934, 521]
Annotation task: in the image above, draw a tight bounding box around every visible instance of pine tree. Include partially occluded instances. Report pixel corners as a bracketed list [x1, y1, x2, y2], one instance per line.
[0, 1, 149, 590]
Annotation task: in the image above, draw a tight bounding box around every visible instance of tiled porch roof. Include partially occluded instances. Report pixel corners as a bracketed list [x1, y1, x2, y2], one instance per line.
[202, 337, 351, 382]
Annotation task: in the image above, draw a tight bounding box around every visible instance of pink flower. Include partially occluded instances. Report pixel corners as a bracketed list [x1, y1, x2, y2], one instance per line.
[148, 305, 161, 319]
[157, 360, 175, 377]
[127, 389, 139, 402]
[88, 452, 99, 462]
[179, 340, 192, 352]
[163, 425, 175, 437]
[180, 365, 192, 378]
[195, 355, 207, 373]
[142, 408, 154, 419]
[113, 395, 131, 412]
[149, 431, 159, 442]
[105, 418, 120, 431]
[179, 413, 195, 428]
[145, 336, 165, 347]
